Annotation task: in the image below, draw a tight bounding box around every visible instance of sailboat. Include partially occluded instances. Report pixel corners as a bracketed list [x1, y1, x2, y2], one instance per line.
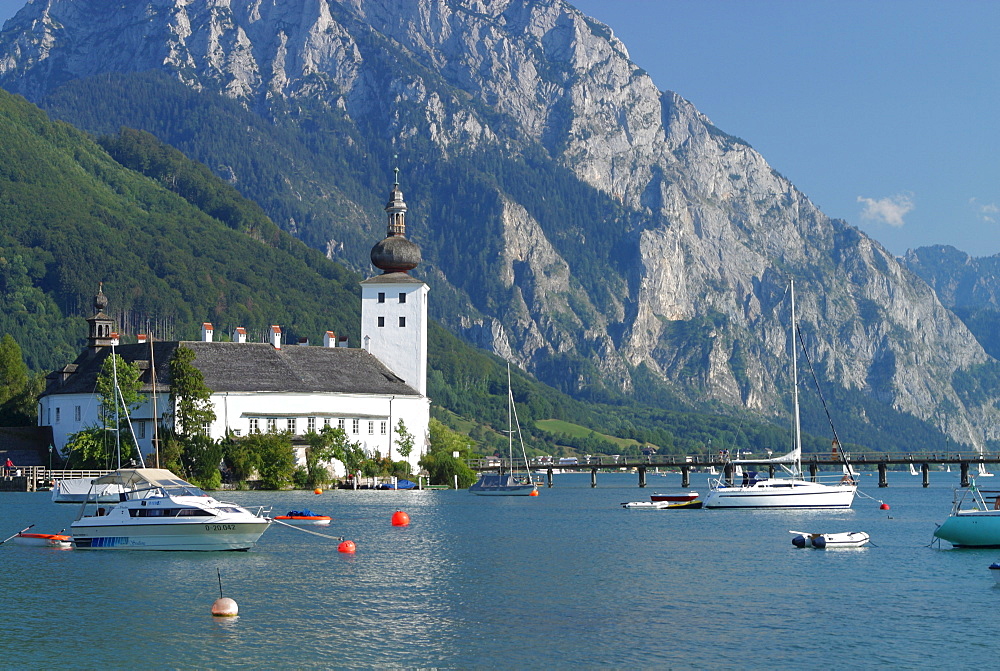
[469, 365, 538, 496]
[703, 280, 857, 509]
[909, 463, 919, 476]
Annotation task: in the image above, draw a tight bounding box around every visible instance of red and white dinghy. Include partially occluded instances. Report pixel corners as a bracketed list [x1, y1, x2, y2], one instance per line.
[649, 492, 699, 503]
[273, 510, 331, 527]
[11, 531, 73, 549]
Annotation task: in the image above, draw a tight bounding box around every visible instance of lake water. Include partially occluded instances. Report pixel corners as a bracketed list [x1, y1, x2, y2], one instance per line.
[1, 471, 998, 669]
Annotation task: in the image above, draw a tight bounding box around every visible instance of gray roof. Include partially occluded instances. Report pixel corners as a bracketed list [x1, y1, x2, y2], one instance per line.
[360, 271, 426, 285]
[42, 341, 421, 398]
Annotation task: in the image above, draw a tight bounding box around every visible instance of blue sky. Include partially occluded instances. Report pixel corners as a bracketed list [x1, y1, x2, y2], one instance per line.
[2, 0, 998, 257]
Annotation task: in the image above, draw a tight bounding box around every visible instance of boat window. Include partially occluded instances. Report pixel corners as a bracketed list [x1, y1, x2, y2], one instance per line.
[217, 507, 243, 513]
[177, 508, 215, 517]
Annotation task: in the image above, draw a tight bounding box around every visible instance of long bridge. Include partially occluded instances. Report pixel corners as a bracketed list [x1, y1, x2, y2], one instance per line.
[468, 451, 1000, 489]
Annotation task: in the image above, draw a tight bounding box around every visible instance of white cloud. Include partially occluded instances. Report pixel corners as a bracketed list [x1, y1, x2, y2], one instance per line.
[969, 197, 998, 223]
[856, 194, 914, 228]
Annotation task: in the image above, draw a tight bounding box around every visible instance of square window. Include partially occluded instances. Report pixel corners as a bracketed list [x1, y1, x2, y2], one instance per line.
[399, 316, 406, 327]
[138, 421, 146, 439]
[378, 292, 385, 303]
[202, 421, 211, 435]
[380, 421, 387, 435]
[323, 418, 330, 428]
[308, 417, 316, 433]
[55, 407, 60, 423]
[378, 316, 385, 327]
[233, 429, 242, 436]
[75, 406, 81, 422]
[338, 418, 346, 431]
[398, 292, 406, 303]
[368, 421, 374, 434]
[267, 418, 276, 432]
[352, 418, 360, 434]
[288, 418, 297, 434]
[249, 418, 259, 433]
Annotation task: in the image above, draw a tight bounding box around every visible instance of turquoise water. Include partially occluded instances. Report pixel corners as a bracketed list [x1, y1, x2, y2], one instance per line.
[1, 472, 997, 669]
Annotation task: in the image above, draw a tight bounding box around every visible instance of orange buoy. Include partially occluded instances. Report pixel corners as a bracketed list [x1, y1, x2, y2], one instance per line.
[313, 488, 323, 495]
[880, 503, 890, 510]
[391, 510, 410, 527]
[211, 597, 239, 617]
[529, 489, 539, 497]
[338, 540, 356, 553]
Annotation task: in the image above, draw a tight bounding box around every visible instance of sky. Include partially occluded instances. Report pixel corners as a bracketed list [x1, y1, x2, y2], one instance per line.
[2, 0, 998, 257]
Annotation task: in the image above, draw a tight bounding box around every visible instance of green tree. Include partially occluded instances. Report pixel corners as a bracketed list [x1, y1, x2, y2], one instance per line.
[168, 346, 216, 436]
[394, 419, 415, 459]
[0, 334, 28, 409]
[63, 428, 118, 469]
[181, 433, 223, 489]
[420, 418, 477, 487]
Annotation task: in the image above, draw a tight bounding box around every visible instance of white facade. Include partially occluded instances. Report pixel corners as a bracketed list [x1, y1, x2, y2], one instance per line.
[361, 277, 429, 396]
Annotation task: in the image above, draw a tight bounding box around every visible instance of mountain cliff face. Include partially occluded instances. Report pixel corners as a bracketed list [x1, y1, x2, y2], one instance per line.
[2, 0, 997, 450]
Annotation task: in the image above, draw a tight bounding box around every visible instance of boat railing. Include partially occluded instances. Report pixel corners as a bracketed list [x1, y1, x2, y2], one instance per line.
[952, 487, 1000, 512]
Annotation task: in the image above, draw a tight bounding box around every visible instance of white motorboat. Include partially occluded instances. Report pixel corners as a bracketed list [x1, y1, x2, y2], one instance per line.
[703, 280, 856, 510]
[51, 477, 125, 503]
[933, 483, 1000, 548]
[791, 530, 869, 549]
[469, 364, 538, 497]
[70, 469, 271, 551]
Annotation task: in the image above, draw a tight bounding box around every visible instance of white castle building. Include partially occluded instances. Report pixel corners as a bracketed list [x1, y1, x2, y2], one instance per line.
[38, 174, 431, 475]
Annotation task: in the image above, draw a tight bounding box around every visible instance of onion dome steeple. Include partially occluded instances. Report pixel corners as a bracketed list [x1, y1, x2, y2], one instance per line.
[370, 167, 421, 274]
[87, 282, 116, 350]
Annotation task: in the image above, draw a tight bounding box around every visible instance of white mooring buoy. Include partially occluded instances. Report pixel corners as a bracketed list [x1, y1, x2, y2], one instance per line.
[212, 568, 239, 617]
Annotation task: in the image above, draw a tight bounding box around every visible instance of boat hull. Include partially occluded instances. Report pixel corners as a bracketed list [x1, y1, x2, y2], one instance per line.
[649, 492, 699, 503]
[704, 480, 856, 509]
[622, 500, 703, 510]
[71, 520, 270, 551]
[792, 531, 869, 549]
[274, 516, 331, 526]
[933, 511, 1000, 548]
[469, 473, 537, 496]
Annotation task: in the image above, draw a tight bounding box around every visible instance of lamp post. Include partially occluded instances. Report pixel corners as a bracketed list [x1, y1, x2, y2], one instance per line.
[48, 444, 52, 471]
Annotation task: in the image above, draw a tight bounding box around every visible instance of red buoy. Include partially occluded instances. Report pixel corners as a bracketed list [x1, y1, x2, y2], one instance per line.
[338, 540, 356, 553]
[313, 488, 323, 495]
[529, 489, 539, 497]
[391, 510, 410, 527]
[880, 503, 890, 510]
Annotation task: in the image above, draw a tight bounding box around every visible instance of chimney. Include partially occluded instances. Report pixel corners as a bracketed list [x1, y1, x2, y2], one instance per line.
[235, 327, 247, 343]
[137, 334, 147, 344]
[323, 331, 336, 348]
[270, 325, 282, 350]
[201, 322, 214, 342]
[297, 337, 309, 346]
[110, 332, 120, 346]
[338, 335, 349, 348]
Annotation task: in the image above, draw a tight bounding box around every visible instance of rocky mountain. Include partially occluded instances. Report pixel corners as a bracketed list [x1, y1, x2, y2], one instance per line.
[1, 0, 996, 451]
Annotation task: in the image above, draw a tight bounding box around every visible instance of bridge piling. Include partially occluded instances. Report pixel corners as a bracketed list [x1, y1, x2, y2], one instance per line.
[961, 462, 970, 487]
[809, 463, 818, 483]
[681, 466, 690, 488]
[724, 462, 733, 486]
[921, 463, 930, 488]
[590, 468, 597, 488]
[638, 466, 646, 488]
[546, 468, 553, 488]
[878, 463, 888, 488]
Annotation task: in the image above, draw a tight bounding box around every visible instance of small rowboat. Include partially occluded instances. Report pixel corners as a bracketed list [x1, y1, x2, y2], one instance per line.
[791, 530, 869, 549]
[274, 510, 331, 526]
[989, 563, 1000, 584]
[622, 499, 703, 510]
[649, 491, 699, 503]
[11, 532, 73, 549]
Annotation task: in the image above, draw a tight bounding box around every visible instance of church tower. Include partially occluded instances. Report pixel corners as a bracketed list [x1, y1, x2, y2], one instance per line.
[360, 169, 429, 396]
[86, 282, 117, 350]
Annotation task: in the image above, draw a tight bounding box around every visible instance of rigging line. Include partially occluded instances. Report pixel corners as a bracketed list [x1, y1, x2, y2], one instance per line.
[794, 322, 854, 474]
[269, 517, 344, 540]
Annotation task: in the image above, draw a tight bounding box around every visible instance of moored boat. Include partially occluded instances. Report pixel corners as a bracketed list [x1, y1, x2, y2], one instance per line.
[70, 469, 271, 551]
[649, 491, 699, 503]
[11, 531, 73, 549]
[791, 530, 869, 549]
[51, 477, 125, 503]
[989, 563, 1000, 584]
[933, 483, 1000, 548]
[274, 510, 332, 526]
[622, 499, 703, 510]
[469, 364, 538, 497]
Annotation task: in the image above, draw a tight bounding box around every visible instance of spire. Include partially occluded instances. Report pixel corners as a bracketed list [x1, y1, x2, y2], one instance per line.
[370, 163, 421, 274]
[87, 282, 116, 350]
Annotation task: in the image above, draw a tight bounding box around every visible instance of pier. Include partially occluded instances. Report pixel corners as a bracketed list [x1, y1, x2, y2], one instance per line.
[467, 452, 1000, 489]
[0, 468, 112, 493]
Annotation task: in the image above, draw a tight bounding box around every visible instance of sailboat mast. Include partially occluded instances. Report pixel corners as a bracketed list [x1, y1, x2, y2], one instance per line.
[111, 342, 121, 470]
[507, 363, 514, 468]
[790, 279, 803, 475]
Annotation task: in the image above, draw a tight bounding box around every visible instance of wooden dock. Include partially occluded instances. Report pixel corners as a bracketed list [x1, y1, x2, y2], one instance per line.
[0, 468, 114, 493]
